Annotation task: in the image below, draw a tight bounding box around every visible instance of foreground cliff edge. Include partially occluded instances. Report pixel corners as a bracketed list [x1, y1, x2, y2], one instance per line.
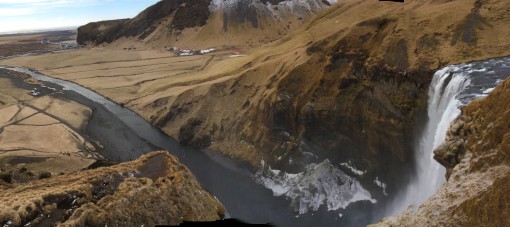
[0, 151, 224, 226]
[371, 77, 510, 226]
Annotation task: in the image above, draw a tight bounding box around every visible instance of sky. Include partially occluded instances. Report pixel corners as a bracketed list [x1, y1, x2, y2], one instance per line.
[0, 0, 159, 33]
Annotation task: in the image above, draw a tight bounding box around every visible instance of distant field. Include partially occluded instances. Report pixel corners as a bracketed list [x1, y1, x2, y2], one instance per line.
[0, 71, 100, 178]
[0, 30, 76, 57]
[0, 47, 239, 104]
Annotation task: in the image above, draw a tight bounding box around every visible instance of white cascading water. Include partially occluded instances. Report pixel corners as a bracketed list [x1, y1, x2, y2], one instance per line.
[410, 70, 470, 206]
[388, 68, 470, 215]
[388, 57, 510, 215]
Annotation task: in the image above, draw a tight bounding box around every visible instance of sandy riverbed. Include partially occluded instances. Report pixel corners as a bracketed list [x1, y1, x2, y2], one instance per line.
[0, 75, 102, 183]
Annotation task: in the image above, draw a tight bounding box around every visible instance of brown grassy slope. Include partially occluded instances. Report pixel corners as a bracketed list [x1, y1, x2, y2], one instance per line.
[371, 77, 510, 227]
[151, 0, 510, 192]
[0, 151, 224, 226]
[149, 0, 510, 170]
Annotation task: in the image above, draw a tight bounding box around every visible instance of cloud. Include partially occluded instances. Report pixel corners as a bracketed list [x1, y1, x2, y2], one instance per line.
[0, 0, 157, 33]
[0, 0, 98, 16]
[0, 0, 89, 5]
[0, 0, 54, 2]
[0, 7, 35, 16]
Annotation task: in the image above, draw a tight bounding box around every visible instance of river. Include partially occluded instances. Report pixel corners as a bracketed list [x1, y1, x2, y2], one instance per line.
[0, 67, 375, 226]
[2, 55, 509, 226]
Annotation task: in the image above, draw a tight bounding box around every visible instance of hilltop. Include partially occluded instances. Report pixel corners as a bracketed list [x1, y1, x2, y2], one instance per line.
[77, 0, 335, 49]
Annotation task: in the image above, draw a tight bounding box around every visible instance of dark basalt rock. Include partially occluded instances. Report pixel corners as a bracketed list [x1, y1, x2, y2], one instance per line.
[222, 1, 259, 32]
[178, 118, 211, 148]
[77, 0, 332, 46]
[172, 0, 211, 31]
[77, 19, 128, 45]
[261, 0, 287, 5]
[0, 172, 12, 183]
[77, 0, 212, 45]
[38, 172, 52, 179]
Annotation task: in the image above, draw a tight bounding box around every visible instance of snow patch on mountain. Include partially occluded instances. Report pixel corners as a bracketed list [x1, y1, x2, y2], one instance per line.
[209, 0, 335, 13]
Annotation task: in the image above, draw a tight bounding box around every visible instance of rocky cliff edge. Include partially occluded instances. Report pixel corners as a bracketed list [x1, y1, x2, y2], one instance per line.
[0, 151, 225, 226]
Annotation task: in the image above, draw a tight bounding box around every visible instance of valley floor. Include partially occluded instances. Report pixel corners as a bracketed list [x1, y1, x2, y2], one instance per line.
[0, 48, 239, 105]
[0, 47, 247, 119]
[0, 46, 273, 164]
[0, 70, 102, 187]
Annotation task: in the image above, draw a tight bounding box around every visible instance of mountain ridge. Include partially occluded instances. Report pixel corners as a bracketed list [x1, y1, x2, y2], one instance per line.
[77, 0, 335, 49]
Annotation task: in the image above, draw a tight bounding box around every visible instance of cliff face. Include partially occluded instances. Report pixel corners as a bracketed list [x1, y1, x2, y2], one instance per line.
[76, 19, 129, 46]
[371, 77, 510, 227]
[0, 151, 224, 226]
[77, 0, 334, 48]
[145, 0, 510, 195]
[77, 0, 210, 46]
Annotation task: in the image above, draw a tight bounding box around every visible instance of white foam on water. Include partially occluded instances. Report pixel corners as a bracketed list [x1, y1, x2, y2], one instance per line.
[374, 177, 388, 196]
[339, 161, 366, 176]
[483, 87, 495, 94]
[256, 159, 376, 215]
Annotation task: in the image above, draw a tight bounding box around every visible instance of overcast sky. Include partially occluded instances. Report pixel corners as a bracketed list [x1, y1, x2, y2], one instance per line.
[0, 0, 159, 33]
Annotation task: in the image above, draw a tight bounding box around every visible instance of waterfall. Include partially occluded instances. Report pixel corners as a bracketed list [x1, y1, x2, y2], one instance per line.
[386, 69, 469, 215]
[387, 56, 510, 216]
[412, 69, 470, 205]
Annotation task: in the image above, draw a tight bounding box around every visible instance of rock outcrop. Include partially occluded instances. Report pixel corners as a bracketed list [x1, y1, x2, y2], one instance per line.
[0, 151, 224, 226]
[370, 77, 510, 226]
[77, 0, 335, 48]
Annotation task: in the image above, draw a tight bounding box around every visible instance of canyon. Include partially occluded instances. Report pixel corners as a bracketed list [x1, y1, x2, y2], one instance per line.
[1, 0, 510, 225]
